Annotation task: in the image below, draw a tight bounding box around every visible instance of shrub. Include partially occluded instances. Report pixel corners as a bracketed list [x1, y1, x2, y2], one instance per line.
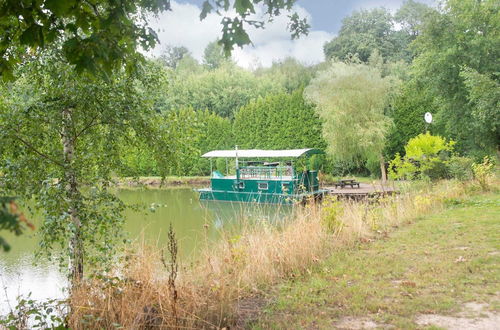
[448, 156, 474, 181]
[321, 196, 344, 235]
[421, 157, 450, 180]
[389, 133, 458, 181]
[472, 156, 494, 191]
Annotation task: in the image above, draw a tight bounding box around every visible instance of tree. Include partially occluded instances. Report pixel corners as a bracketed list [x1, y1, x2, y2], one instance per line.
[324, 8, 398, 62]
[460, 68, 500, 150]
[388, 132, 456, 180]
[203, 41, 229, 69]
[304, 61, 398, 179]
[395, 0, 436, 37]
[411, 0, 499, 156]
[385, 79, 436, 158]
[0, 50, 172, 280]
[324, 3, 434, 64]
[0, 0, 308, 79]
[159, 45, 190, 69]
[163, 62, 284, 118]
[255, 58, 316, 93]
[233, 90, 325, 150]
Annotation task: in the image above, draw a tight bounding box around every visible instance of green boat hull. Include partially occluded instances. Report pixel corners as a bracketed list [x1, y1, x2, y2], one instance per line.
[198, 188, 327, 204]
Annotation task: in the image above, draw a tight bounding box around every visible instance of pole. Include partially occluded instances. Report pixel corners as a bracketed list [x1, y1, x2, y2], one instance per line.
[235, 145, 240, 184]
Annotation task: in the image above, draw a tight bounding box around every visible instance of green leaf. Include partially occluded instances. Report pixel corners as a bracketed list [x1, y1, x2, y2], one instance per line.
[200, 1, 213, 20]
[234, 0, 255, 16]
[45, 0, 76, 16]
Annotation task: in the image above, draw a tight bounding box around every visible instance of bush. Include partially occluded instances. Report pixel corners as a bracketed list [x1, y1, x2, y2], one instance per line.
[389, 133, 458, 181]
[448, 156, 474, 181]
[472, 156, 494, 191]
[421, 157, 450, 180]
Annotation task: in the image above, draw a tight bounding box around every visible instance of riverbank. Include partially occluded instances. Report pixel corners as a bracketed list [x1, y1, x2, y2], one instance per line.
[115, 176, 210, 187]
[66, 179, 497, 329]
[114, 174, 376, 188]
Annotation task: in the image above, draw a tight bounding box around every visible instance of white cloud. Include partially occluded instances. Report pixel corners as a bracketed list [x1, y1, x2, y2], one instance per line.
[147, 1, 333, 69]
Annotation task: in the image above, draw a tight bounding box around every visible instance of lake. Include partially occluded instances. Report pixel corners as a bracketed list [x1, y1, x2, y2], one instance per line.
[0, 187, 291, 313]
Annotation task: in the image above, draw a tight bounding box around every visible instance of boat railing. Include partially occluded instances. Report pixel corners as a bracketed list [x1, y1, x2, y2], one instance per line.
[239, 166, 293, 179]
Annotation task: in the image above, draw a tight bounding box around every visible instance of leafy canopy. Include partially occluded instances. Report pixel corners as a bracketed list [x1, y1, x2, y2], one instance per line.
[411, 0, 499, 155]
[0, 50, 171, 266]
[304, 60, 398, 170]
[0, 0, 308, 79]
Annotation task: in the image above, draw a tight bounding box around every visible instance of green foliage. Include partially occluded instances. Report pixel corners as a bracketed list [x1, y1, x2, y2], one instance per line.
[321, 197, 344, 235]
[200, 0, 309, 55]
[472, 156, 495, 191]
[388, 132, 458, 180]
[404, 132, 455, 159]
[394, 0, 436, 37]
[0, 0, 171, 79]
[164, 62, 284, 118]
[460, 68, 500, 153]
[385, 80, 435, 157]
[0, 0, 308, 79]
[0, 51, 172, 276]
[203, 41, 230, 69]
[233, 90, 325, 150]
[448, 156, 474, 181]
[304, 60, 398, 175]
[323, 3, 434, 64]
[255, 58, 316, 93]
[0, 294, 66, 329]
[411, 0, 500, 155]
[120, 108, 233, 176]
[0, 197, 22, 252]
[159, 45, 191, 69]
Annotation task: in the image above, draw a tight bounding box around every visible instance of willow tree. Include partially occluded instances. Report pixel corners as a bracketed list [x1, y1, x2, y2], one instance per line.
[0, 50, 173, 281]
[304, 61, 398, 180]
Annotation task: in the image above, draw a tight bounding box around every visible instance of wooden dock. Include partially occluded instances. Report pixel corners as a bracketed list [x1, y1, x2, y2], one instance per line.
[324, 182, 398, 200]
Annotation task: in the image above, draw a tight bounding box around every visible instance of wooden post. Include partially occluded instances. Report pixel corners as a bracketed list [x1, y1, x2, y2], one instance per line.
[380, 155, 387, 183]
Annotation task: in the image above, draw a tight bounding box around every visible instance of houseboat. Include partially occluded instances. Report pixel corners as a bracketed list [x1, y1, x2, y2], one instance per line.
[197, 148, 328, 204]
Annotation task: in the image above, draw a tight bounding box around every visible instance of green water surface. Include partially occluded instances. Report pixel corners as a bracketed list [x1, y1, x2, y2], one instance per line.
[0, 187, 291, 311]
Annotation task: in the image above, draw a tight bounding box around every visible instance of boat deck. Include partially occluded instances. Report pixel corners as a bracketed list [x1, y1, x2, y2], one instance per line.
[216, 175, 294, 181]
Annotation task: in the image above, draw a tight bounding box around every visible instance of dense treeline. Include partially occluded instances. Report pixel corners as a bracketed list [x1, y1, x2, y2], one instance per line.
[4, 0, 496, 181]
[115, 0, 498, 178]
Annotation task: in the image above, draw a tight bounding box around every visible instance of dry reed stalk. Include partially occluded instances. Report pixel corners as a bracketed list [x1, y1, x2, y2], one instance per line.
[68, 179, 486, 329]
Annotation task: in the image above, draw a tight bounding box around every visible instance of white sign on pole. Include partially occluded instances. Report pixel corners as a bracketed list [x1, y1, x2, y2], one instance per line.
[424, 112, 433, 124]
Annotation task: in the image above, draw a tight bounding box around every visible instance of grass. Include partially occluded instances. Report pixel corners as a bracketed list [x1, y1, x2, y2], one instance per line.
[254, 192, 500, 329]
[65, 179, 498, 329]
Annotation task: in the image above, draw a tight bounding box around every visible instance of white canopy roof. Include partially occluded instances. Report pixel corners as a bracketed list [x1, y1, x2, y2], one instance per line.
[201, 148, 321, 158]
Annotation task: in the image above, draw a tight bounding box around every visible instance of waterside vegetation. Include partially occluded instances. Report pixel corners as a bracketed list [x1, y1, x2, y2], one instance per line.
[60, 176, 497, 329]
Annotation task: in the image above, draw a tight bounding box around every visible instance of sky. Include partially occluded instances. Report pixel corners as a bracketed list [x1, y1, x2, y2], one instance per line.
[148, 0, 436, 69]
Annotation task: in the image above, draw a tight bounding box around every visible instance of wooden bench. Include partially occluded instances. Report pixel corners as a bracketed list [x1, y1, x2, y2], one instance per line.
[333, 179, 360, 189]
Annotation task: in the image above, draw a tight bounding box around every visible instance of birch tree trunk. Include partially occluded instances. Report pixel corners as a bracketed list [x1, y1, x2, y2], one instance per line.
[62, 108, 84, 282]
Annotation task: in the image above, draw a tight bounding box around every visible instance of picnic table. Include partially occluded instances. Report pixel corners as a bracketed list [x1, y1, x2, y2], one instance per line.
[333, 179, 360, 189]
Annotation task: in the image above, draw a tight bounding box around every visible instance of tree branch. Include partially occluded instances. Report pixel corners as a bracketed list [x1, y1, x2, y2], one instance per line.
[11, 133, 65, 168]
[74, 114, 100, 140]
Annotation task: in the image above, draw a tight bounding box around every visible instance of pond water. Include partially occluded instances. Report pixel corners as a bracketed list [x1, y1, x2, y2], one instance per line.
[0, 187, 291, 313]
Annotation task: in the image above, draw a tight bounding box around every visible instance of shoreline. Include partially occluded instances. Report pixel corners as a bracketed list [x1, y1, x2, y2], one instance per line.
[114, 176, 210, 187]
[114, 175, 380, 188]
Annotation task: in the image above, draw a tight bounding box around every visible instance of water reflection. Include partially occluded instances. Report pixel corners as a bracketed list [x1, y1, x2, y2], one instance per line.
[0, 187, 292, 313]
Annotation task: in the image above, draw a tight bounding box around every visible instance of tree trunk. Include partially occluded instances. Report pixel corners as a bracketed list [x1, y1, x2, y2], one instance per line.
[62, 108, 84, 283]
[380, 155, 387, 183]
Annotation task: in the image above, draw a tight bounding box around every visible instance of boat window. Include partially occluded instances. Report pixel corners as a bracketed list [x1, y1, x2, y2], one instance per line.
[258, 182, 268, 190]
[238, 181, 245, 189]
[282, 183, 290, 192]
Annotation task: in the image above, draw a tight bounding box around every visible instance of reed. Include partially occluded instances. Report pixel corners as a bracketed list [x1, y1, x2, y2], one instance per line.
[68, 179, 489, 329]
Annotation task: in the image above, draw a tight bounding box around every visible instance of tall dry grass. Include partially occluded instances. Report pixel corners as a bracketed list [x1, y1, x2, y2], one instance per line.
[68, 179, 487, 329]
